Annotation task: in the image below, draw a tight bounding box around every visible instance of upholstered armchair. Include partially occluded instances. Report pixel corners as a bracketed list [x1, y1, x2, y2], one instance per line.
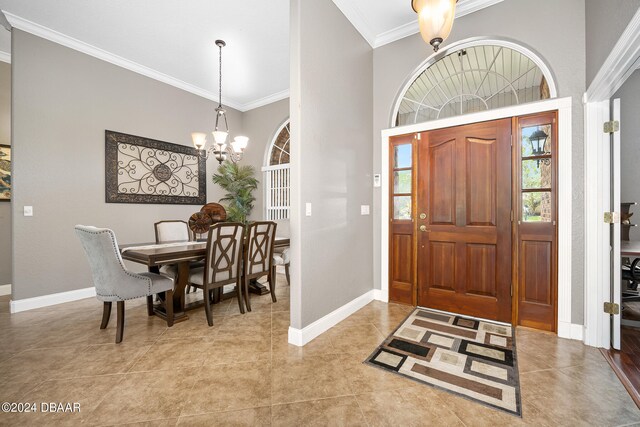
[74, 225, 175, 343]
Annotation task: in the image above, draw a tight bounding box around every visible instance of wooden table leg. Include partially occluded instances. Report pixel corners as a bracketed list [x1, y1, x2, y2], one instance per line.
[152, 261, 189, 323]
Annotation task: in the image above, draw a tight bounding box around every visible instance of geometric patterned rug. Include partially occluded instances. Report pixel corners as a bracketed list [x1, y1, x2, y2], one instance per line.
[365, 308, 522, 416]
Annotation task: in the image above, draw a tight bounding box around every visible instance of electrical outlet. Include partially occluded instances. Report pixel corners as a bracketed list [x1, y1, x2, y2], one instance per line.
[305, 203, 312, 216]
[361, 205, 370, 215]
[24, 206, 33, 217]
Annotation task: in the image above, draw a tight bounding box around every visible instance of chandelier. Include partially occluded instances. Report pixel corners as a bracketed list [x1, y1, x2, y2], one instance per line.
[412, 0, 458, 52]
[192, 40, 248, 164]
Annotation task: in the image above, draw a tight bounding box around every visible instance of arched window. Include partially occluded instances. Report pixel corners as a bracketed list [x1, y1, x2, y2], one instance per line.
[394, 39, 556, 126]
[263, 120, 290, 220]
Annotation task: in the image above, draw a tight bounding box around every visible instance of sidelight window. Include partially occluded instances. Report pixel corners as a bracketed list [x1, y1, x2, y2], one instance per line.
[520, 123, 553, 222]
[392, 144, 413, 220]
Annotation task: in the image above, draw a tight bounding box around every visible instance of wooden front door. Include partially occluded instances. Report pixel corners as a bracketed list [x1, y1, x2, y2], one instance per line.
[416, 119, 512, 322]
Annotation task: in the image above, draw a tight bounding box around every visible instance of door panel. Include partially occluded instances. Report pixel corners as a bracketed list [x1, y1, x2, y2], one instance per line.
[521, 240, 552, 305]
[466, 244, 497, 297]
[428, 241, 456, 291]
[515, 112, 558, 332]
[389, 134, 417, 305]
[417, 119, 512, 322]
[466, 138, 496, 226]
[429, 140, 456, 225]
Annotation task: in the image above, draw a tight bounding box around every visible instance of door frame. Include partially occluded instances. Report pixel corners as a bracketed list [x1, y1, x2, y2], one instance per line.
[381, 96, 574, 339]
[583, 9, 640, 348]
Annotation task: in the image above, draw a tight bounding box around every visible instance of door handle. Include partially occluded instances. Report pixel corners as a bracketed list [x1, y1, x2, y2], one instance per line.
[420, 225, 428, 232]
[419, 213, 427, 220]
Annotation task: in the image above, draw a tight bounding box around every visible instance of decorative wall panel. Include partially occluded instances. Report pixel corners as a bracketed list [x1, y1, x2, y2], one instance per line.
[105, 130, 206, 205]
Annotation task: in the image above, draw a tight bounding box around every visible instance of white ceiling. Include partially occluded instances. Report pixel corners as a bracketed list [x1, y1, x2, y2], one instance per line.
[0, 0, 502, 111]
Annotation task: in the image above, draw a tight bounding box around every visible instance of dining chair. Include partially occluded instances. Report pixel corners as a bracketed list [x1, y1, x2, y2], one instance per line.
[154, 220, 201, 293]
[243, 221, 278, 311]
[154, 220, 194, 243]
[272, 247, 290, 285]
[74, 225, 175, 343]
[187, 223, 246, 325]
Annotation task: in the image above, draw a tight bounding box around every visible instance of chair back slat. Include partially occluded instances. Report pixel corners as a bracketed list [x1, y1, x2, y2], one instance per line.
[245, 221, 277, 277]
[155, 220, 192, 243]
[204, 223, 245, 284]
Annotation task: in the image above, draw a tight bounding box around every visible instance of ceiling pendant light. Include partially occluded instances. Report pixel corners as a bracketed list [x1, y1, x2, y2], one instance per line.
[192, 40, 249, 164]
[412, 0, 457, 52]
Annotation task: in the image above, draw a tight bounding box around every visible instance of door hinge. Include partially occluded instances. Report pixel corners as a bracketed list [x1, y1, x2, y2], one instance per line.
[604, 302, 620, 315]
[604, 212, 620, 224]
[604, 120, 620, 134]
[510, 210, 514, 222]
[415, 133, 421, 141]
[510, 283, 513, 297]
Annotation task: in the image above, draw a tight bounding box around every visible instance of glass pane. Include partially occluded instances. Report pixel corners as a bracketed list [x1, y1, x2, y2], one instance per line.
[394, 170, 412, 194]
[522, 159, 552, 189]
[394, 196, 412, 220]
[522, 192, 552, 222]
[522, 124, 552, 157]
[394, 144, 412, 169]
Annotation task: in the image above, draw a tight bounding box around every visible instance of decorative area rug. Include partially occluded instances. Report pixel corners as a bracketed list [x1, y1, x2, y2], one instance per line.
[365, 308, 521, 416]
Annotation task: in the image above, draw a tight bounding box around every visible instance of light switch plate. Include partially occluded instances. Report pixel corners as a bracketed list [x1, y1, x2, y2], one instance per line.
[361, 205, 370, 215]
[24, 206, 33, 217]
[305, 203, 312, 216]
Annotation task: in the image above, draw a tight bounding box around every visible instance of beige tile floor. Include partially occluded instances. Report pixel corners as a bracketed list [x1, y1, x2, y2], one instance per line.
[0, 275, 639, 426]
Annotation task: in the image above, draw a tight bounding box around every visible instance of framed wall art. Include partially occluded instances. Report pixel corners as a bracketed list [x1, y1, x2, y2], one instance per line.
[0, 144, 10, 201]
[105, 130, 206, 205]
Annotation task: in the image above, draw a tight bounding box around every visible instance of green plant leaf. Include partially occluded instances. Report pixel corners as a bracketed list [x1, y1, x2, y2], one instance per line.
[212, 160, 258, 224]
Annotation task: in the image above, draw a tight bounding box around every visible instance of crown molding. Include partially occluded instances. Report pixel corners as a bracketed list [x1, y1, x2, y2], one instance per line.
[374, 21, 418, 49]
[242, 89, 290, 112]
[331, 0, 377, 47]
[1, 11, 294, 112]
[585, 7, 640, 102]
[334, 0, 504, 49]
[0, 50, 9, 64]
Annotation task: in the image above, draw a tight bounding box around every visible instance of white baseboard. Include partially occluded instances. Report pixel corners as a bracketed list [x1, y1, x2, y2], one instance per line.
[558, 321, 584, 341]
[288, 290, 375, 347]
[0, 284, 11, 296]
[372, 289, 388, 302]
[10, 287, 96, 313]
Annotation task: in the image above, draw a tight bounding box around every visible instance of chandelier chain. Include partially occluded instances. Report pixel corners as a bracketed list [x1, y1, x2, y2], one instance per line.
[218, 42, 223, 108]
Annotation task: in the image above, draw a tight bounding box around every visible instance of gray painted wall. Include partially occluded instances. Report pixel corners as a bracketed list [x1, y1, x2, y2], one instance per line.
[291, 0, 373, 328]
[0, 60, 10, 285]
[240, 98, 289, 221]
[586, 0, 640, 87]
[10, 29, 260, 300]
[371, 0, 587, 324]
[614, 69, 640, 240]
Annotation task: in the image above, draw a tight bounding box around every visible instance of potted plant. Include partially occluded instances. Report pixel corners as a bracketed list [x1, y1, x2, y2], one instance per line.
[212, 160, 259, 224]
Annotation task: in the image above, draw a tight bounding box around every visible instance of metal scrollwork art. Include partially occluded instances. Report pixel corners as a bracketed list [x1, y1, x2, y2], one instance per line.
[105, 131, 206, 205]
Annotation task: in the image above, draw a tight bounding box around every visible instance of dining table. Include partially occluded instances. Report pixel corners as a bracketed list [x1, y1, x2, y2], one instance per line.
[120, 236, 290, 323]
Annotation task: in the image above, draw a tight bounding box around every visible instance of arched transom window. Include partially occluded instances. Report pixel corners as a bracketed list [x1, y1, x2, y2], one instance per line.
[263, 120, 290, 220]
[395, 41, 555, 126]
[268, 121, 290, 165]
